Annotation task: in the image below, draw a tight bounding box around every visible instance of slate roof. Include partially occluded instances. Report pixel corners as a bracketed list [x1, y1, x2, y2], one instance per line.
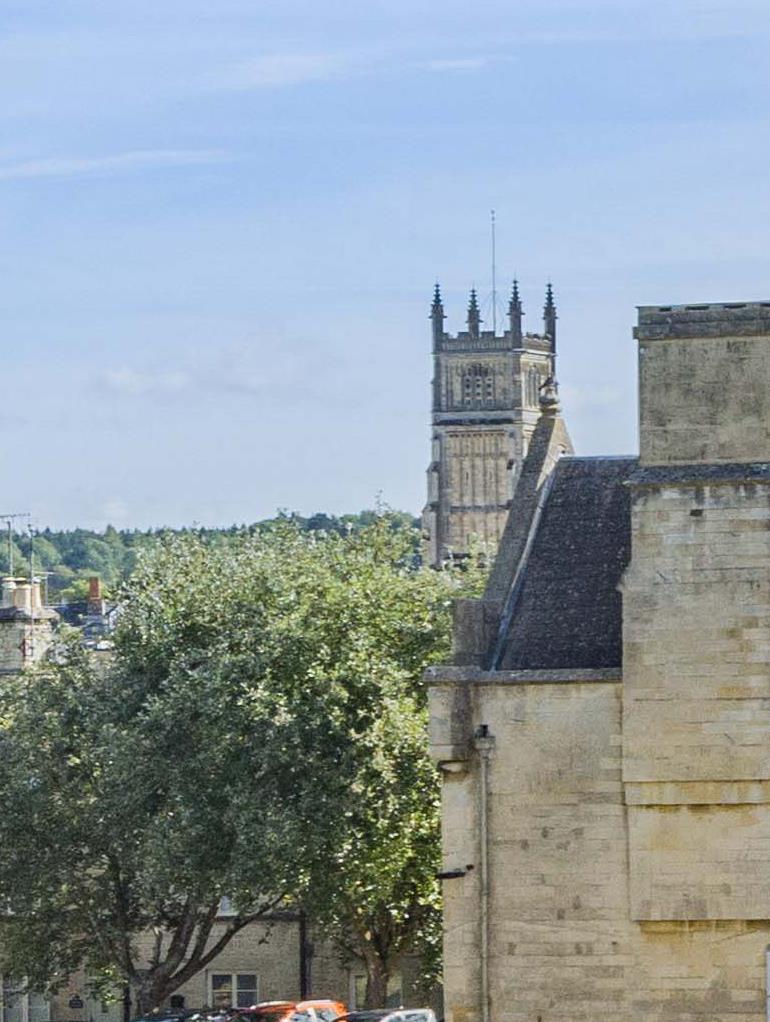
[496, 456, 636, 671]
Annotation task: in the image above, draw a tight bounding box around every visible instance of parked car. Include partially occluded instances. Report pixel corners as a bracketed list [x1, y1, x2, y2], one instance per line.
[132, 1009, 227, 1022]
[333, 1012, 436, 1022]
[231, 1001, 347, 1022]
[131, 1011, 194, 1022]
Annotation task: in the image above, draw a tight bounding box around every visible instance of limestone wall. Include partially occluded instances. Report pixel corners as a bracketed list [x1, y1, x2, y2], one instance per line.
[0, 618, 56, 674]
[431, 674, 770, 1021]
[636, 305, 770, 466]
[434, 677, 633, 1022]
[623, 481, 770, 783]
[622, 477, 770, 929]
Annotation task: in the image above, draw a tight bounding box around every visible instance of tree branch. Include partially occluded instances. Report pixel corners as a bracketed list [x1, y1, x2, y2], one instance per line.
[167, 896, 285, 992]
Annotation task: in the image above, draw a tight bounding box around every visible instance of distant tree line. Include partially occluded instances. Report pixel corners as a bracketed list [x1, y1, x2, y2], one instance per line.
[0, 511, 420, 602]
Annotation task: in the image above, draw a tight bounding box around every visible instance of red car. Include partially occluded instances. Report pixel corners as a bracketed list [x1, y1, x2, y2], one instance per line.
[231, 1001, 346, 1022]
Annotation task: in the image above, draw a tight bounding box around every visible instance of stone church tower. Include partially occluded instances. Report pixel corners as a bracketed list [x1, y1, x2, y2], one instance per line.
[422, 282, 560, 566]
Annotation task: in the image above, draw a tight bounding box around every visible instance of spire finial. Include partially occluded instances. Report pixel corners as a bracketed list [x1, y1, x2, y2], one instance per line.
[467, 287, 481, 339]
[430, 281, 445, 344]
[543, 282, 557, 353]
[509, 279, 523, 345]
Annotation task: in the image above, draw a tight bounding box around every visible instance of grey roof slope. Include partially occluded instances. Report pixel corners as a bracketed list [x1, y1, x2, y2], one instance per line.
[496, 456, 636, 671]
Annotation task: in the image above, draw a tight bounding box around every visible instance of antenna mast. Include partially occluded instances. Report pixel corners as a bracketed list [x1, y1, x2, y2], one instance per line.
[0, 512, 31, 576]
[491, 209, 497, 335]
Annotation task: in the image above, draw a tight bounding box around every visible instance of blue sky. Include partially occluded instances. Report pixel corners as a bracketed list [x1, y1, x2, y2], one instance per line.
[2, 0, 770, 529]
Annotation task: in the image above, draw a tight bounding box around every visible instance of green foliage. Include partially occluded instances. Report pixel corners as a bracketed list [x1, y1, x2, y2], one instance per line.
[20, 510, 421, 601]
[0, 515, 482, 1011]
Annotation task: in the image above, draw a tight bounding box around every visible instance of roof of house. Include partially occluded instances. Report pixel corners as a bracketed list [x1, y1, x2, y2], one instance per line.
[495, 455, 636, 671]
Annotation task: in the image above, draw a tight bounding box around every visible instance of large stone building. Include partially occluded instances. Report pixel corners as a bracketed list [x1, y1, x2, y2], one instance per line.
[422, 283, 560, 566]
[429, 301, 770, 1020]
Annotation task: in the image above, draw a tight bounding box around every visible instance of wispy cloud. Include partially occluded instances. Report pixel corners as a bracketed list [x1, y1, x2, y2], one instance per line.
[0, 149, 227, 182]
[97, 368, 192, 397]
[212, 52, 350, 91]
[419, 57, 490, 72]
[93, 341, 351, 408]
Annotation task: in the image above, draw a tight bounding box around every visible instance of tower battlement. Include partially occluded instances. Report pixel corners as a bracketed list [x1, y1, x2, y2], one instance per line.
[636, 300, 770, 339]
[436, 330, 551, 353]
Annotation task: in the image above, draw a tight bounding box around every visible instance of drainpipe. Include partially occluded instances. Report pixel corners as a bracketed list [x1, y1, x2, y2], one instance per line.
[299, 908, 309, 998]
[474, 724, 495, 1022]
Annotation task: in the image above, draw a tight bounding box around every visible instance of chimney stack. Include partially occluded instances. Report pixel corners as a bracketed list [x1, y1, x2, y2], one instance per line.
[88, 577, 105, 616]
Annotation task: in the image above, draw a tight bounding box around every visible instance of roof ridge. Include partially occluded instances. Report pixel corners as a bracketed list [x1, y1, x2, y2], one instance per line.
[488, 466, 558, 671]
[560, 454, 637, 462]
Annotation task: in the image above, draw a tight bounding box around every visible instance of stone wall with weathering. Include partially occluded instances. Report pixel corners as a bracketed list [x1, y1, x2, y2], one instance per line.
[0, 579, 57, 674]
[431, 668, 770, 1022]
[430, 673, 631, 1022]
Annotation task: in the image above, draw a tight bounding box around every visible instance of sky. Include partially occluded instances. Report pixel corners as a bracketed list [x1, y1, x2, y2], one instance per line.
[2, 0, 770, 530]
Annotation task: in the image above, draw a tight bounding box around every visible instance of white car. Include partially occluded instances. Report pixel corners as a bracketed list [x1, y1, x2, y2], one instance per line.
[333, 1011, 436, 1022]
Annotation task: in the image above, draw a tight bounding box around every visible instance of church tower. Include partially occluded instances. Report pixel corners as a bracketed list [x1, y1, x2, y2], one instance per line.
[422, 281, 559, 566]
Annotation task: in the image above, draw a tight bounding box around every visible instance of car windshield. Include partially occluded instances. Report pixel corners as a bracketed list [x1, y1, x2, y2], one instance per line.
[337, 1014, 392, 1021]
[232, 1013, 288, 1022]
[131, 1016, 187, 1022]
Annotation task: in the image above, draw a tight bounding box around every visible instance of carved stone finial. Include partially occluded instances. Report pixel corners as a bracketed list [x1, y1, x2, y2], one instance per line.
[467, 287, 482, 339]
[539, 375, 560, 414]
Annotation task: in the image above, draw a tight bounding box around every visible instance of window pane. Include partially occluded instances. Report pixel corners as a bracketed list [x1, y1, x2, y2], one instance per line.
[234, 974, 257, 1007]
[211, 975, 232, 1010]
[353, 976, 366, 1010]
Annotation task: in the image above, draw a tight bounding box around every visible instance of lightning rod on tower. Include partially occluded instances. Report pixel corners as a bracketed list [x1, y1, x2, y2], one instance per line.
[491, 209, 497, 335]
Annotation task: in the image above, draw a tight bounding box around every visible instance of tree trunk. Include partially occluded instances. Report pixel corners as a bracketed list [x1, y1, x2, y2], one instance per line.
[131, 976, 168, 1018]
[364, 957, 389, 1009]
[131, 980, 153, 1018]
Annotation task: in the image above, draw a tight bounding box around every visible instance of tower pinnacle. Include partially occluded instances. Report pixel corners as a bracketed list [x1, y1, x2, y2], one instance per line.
[543, 283, 557, 353]
[509, 279, 523, 345]
[467, 288, 481, 340]
[431, 282, 445, 345]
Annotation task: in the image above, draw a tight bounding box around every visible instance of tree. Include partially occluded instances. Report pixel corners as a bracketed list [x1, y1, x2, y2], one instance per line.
[0, 519, 482, 1012]
[209, 517, 480, 1005]
[305, 696, 444, 1007]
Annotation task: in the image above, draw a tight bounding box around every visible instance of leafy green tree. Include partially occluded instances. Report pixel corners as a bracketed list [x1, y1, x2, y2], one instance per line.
[263, 520, 481, 1005]
[0, 519, 481, 1012]
[30, 536, 60, 570]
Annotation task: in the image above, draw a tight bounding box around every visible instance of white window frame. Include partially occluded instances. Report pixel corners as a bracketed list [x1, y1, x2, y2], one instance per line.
[207, 972, 259, 1011]
[0, 977, 50, 1022]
